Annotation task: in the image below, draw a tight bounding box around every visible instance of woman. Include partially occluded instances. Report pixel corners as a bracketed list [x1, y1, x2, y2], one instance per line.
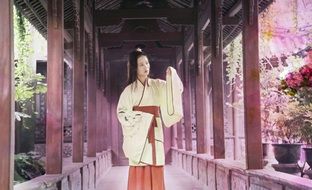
[117, 48, 183, 190]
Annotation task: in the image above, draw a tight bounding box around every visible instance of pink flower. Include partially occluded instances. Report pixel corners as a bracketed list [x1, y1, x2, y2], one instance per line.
[285, 72, 303, 88]
[299, 65, 312, 79]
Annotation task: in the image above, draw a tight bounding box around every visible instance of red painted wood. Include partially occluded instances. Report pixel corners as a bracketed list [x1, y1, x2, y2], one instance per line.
[182, 32, 193, 151]
[175, 58, 183, 149]
[242, 0, 263, 169]
[176, 122, 183, 149]
[111, 97, 120, 165]
[100, 94, 106, 151]
[0, 0, 14, 188]
[72, 0, 85, 163]
[171, 125, 177, 147]
[87, 36, 97, 157]
[102, 96, 108, 150]
[100, 49, 107, 151]
[164, 124, 173, 164]
[106, 60, 112, 150]
[46, 0, 64, 174]
[210, 0, 225, 159]
[96, 89, 103, 152]
[194, 1, 207, 153]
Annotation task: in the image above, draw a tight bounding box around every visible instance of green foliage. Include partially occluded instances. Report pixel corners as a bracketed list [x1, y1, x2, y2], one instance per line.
[224, 34, 244, 112]
[13, 7, 47, 118]
[14, 152, 45, 184]
[225, 34, 243, 85]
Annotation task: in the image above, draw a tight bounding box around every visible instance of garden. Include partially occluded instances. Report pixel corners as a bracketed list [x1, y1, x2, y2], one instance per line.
[225, 0, 312, 178]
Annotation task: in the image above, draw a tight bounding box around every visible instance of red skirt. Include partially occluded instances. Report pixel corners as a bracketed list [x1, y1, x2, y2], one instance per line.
[128, 166, 165, 190]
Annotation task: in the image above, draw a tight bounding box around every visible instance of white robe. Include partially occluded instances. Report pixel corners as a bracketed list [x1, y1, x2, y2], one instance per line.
[117, 66, 183, 166]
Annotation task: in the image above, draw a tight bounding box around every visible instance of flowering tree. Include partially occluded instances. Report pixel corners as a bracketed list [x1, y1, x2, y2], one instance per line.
[225, 0, 312, 144]
[278, 51, 312, 144]
[225, 35, 283, 142]
[279, 51, 312, 104]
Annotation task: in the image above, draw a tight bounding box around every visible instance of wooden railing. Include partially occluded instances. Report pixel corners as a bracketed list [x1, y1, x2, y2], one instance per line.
[14, 150, 112, 190]
[171, 148, 312, 190]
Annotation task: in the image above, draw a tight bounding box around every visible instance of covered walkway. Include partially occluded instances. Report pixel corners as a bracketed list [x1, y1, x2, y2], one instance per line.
[96, 165, 205, 190]
[1, 0, 312, 190]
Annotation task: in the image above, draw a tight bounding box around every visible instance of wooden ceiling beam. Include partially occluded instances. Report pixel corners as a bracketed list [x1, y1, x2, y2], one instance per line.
[223, 16, 240, 25]
[106, 48, 175, 57]
[99, 41, 185, 48]
[23, 0, 47, 31]
[106, 54, 173, 59]
[38, 0, 73, 42]
[38, 0, 47, 10]
[199, 0, 210, 30]
[228, 0, 242, 17]
[95, 8, 195, 26]
[99, 32, 183, 46]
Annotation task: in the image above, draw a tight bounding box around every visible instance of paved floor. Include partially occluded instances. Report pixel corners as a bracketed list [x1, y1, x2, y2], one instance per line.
[96, 165, 206, 190]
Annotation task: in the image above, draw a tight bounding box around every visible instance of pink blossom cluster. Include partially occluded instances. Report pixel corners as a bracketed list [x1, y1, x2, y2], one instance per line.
[284, 71, 304, 89]
[279, 53, 312, 96]
[284, 64, 312, 89]
[299, 64, 312, 85]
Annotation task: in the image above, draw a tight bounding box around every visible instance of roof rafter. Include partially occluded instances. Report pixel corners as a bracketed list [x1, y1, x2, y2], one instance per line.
[95, 8, 195, 26]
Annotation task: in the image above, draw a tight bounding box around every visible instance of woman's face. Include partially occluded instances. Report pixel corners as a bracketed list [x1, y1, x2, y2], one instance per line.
[137, 55, 150, 78]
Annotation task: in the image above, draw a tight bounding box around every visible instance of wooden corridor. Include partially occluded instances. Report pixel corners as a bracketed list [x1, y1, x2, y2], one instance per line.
[96, 165, 205, 190]
[3, 1, 312, 190]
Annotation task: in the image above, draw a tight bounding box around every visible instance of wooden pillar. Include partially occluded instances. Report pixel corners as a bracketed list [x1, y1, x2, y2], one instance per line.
[171, 124, 177, 147]
[46, 0, 64, 174]
[100, 94, 106, 151]
[176, 123, 183, 149]
[96, 88, 104, 152]
[106, 61, 112, 149]
[102, 96, 108, 150]
[94, 49, 105, 153]
[210, 0, 225, 159]
[72, 0, 85, 162]
[99, 93, 104, 152]
[194, 0, 207, 154]
[176, 59, 183, 149]
[101, 50, 107, 150]
[0, 0, 14, 188]
[242, 0, 263, 169]
[87, 32, 96, 157]
[204, 64, 212, 155]
[182, 30, 193, 151]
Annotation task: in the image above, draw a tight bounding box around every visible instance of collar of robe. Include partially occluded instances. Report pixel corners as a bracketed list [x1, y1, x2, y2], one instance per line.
[136, 77, 150, 87]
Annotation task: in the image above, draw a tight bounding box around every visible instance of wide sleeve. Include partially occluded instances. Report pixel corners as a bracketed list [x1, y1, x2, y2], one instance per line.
[159, 66, 184, 127]
[116, 86, 153, 137]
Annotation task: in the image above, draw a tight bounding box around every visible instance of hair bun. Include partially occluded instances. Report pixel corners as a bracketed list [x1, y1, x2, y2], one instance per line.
[136, 47, 142, 52]
[134, 44, 146, 52]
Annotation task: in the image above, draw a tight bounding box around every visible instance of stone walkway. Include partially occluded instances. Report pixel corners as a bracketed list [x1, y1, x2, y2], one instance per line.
[96, 165, 206, 190]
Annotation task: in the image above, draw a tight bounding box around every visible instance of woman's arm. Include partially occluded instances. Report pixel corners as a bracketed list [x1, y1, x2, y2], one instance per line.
[160, 66, 184, 127]
[116, 86, 153, 137]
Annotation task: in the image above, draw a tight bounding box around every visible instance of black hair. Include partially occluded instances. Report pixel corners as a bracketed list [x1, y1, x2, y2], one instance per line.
[127, 49, 148, 85]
